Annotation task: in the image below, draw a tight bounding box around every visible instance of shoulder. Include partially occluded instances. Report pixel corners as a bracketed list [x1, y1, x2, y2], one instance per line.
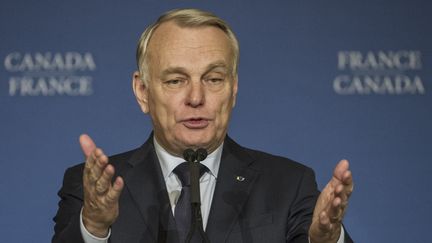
[62, 147, 141, 183]
[246, 146, 315, 180]
[223, 136, 319, 206]
[224, 136, 316, 182]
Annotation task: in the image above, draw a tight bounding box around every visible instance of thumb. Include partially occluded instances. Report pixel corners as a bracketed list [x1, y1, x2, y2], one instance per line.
[79, 134, 96, 157]
[333, 159, 349, 180]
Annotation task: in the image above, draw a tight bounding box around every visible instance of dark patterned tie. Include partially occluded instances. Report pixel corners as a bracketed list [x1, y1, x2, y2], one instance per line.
[173, 162, 208, 243]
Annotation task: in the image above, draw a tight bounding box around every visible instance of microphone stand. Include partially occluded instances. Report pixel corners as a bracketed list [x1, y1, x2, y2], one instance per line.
[183, 149, 210, 243]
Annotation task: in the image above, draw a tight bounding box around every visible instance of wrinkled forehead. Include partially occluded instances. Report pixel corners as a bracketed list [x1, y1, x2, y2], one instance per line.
[146, 21, 235, 69]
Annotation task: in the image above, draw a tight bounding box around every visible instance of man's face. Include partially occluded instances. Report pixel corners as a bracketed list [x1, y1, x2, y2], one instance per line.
[133, 21, 238, 156]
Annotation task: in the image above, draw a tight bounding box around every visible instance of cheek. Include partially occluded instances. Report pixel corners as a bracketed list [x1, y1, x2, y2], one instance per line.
[154, 105, 178, 127]
[148, 93, 179, 128]
[214, 95, 235, 126]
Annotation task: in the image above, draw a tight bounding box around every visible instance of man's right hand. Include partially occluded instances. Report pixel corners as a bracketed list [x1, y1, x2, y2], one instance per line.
[79, 134, 124, 237]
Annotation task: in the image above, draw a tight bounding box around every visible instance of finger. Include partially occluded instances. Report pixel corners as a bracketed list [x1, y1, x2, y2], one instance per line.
[105, 176, 124, 204]
[93, 148, 108, 168]
[81, 134, 99, 172]
[95, 164, 115, 195]
[334, 183, 350, 214]
[80, 134, 96, 158]
[328, 197, 343, 224]
[318, 211, 331, 231]
[334, 184, 347, 202]
[333, 159, 349, 181]
[86, 149, 109, 183]
[334, 170, 353, 193]
[342, 170, 353, 186]
[340, 170, 354, 199]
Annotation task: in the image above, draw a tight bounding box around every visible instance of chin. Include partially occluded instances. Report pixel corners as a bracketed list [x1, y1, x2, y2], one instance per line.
[177, 130, 215, 148]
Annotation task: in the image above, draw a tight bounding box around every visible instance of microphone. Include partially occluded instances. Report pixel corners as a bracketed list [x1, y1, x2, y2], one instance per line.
[182, 148, 207, 204]
[196, 148, 207, 162]
[183, 149, 196, 163]
[182, 148, 210, 243]
[190, 148, 207, 204]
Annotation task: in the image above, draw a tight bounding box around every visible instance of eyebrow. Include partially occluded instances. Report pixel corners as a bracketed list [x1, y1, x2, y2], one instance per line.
[205, 62, 229, 73]
[160, 67, 188, 77]
[160, 61, 230, 78]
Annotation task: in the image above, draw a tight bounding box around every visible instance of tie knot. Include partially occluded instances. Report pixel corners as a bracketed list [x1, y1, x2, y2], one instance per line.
[173, 162, 208, 187]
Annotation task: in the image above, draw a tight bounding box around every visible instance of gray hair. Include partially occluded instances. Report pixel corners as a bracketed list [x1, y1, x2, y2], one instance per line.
[136, 8, 239, 85]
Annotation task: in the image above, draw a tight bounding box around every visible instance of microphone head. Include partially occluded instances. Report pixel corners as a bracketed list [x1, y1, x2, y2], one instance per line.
[196, 148, 208, 162]
[183, 149, 196, 162]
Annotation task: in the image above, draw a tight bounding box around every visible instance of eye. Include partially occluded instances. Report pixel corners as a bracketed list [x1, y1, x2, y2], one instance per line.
[166, 79, 181, 84]
[204, 77, 225, 85]
[209, 78, 223, 83]
[163, 78, 187, 88]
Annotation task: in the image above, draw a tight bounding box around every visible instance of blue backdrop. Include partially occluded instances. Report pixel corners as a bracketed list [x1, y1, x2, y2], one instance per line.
[1, 1, 431, 242]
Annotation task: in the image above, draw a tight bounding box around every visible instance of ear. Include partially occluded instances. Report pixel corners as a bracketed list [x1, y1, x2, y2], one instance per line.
[132, 71, 149, 113]
[231, 76, 239, 108]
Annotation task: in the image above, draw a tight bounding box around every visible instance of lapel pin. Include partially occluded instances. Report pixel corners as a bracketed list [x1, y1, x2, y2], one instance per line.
[236, 176, 245, 182]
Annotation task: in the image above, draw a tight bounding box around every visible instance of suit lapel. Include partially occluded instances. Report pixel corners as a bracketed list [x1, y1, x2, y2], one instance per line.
[119, 136, 177, 242]
[206, 137, 260, 242]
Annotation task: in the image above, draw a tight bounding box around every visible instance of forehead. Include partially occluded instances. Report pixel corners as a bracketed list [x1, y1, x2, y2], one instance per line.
[147, 21, 233, 69]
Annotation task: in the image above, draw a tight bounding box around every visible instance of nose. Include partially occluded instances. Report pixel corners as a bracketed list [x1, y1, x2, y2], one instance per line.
[186, 80, 205, 108]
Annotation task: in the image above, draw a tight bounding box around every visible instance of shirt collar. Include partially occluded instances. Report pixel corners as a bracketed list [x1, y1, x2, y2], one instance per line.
[153, 137, 223, 179]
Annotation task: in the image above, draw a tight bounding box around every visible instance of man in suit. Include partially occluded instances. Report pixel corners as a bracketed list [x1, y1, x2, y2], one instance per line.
[53, 8, 353, 243]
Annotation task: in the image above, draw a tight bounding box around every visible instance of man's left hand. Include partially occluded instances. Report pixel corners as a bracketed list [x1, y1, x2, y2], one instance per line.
[309, 160, 353, 243]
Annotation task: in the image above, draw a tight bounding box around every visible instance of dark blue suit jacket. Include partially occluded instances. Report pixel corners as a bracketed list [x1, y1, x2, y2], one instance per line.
[53, 135, 353, 243]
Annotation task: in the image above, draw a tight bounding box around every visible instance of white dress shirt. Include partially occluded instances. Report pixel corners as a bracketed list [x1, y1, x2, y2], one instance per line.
[153, 137, 222, 228]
